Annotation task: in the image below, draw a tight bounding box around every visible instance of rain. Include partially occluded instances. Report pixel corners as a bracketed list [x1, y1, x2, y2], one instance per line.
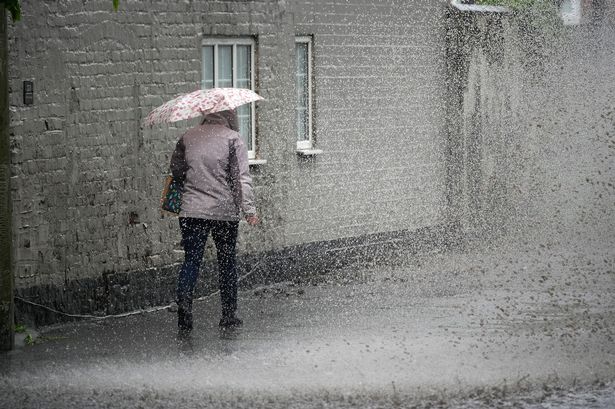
[0, 0, 614, 408]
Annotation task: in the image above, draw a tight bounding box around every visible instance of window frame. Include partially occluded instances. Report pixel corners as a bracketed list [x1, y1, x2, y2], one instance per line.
[295, 36, 314, 151]
[201, 37, 257, 159]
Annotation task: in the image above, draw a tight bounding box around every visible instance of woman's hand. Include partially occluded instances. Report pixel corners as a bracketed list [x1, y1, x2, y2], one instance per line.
[245, 215, 260, 226]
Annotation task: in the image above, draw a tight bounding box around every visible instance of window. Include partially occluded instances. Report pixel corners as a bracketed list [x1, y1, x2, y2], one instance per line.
[295, 36, 314, 151]
[202, 38, 256, 159]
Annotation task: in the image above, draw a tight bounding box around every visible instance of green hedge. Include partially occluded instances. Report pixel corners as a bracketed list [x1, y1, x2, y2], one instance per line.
[1, 0, 20, 21]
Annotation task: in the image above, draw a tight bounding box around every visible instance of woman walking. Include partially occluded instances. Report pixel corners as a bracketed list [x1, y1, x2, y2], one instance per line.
[170, 109, 258, 334]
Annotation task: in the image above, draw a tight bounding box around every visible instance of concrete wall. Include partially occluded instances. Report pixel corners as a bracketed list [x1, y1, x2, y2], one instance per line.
[7, 0, 453, 323]
[447, 2, 615, 245]
[446, 8, 525, 236]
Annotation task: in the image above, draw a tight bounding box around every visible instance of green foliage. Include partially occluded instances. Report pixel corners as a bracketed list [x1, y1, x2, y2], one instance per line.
[14, 323, 26, 333]
[1, 0, 21, 21]
[113, 0, 119, 11]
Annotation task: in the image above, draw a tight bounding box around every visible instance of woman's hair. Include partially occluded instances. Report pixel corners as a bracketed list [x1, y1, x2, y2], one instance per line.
[201, 109, 239, 132]
[222, 110, 239, 132]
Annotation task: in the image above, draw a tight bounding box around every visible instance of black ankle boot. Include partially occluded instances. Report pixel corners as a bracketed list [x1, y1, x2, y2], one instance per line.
[219, 314, 242, 328]
[177, 301, 193, 331]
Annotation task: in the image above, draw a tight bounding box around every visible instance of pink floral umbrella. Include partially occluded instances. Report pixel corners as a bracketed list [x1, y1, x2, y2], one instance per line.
[144, 88, 264, 126]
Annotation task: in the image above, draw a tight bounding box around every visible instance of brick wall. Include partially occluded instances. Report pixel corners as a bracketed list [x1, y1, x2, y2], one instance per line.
[7, 0, 453, 322]
[287, 0, 450, 246]
[8, 0, 290, 290]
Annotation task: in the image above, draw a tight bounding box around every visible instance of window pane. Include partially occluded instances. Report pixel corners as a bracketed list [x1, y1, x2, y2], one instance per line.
[218, 45, 233, 88]
[202, 46, 214, 89]
[236, 45, 253, 151]
[236, 45, 251, 89]
[237, 104, 252, 151]
[297, 108, 307, 142]
[295, 42, 309, 142]
[203, 40, 255, 156]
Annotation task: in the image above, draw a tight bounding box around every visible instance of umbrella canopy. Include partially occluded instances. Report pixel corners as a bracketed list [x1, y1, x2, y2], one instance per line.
[144, 88, 264, 126]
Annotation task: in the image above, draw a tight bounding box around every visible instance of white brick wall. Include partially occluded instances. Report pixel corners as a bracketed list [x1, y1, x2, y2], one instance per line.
[286, 0, 450, 245]
[8, 0, 450, 290]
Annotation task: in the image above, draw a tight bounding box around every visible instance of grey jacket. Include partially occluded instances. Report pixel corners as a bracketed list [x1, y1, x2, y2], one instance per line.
[170, 115, 256, 221]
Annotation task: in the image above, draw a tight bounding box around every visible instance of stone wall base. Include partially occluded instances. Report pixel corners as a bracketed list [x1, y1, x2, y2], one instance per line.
[16, 223, 460, 327]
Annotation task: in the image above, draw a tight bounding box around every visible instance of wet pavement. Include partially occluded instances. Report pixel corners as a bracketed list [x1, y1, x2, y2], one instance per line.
[1, 235, 614, 408]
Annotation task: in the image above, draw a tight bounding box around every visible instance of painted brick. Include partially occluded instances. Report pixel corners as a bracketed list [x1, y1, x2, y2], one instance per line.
[9, 0, 452, 320]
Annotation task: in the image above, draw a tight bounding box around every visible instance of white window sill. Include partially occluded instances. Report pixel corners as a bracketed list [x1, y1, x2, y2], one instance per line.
[296, 149, 323, 157]
[249, 159, 268, 166]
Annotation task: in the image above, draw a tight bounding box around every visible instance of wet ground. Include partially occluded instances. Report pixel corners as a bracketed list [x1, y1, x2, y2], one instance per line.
[1, 233, 614, 408]
[450, 384, 615, 409]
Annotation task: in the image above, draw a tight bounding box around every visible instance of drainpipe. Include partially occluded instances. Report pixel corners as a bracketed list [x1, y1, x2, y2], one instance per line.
[0, 6, 14, 351]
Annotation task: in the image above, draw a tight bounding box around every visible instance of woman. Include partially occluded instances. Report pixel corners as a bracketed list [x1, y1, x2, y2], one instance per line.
[170, 109, 259, 333]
